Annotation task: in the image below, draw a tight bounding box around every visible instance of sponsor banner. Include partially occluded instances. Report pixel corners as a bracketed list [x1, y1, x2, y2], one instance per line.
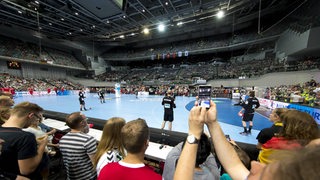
[287, 104, 320, 125]
[257, 98, 319, 125]
[257, 98, 289, 109]
[138, 91, 149, 97]
[15, 90, 70, 97]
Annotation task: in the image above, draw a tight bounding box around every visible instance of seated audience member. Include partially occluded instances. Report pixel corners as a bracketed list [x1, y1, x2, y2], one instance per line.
[163, 133, 220, 180]
[258, 109, 319, 164]
[38, 118, 57, 136]
[98, 118, 162, 180]
[0, 102, 48, 179]
[59, 112, 97, 180]
[256, 108, 288, 149]
[94, 117, 126, 176]
[174, 101, 320, 180]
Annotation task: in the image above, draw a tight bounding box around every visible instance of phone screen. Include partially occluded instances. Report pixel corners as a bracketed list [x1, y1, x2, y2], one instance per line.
[198, 85, 212, 108]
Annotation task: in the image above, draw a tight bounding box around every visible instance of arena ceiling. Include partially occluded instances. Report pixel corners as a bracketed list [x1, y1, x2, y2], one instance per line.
[0, 0, 317, 48]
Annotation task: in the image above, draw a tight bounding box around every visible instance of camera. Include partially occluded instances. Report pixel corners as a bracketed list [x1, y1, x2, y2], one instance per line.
[198, 85, 212, 108]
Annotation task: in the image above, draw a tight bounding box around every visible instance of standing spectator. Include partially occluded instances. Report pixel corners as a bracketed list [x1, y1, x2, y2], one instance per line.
[0, 138, 30, 180]
[0, 107, 10, 125]
[258, 110, 319, 164]
[163, 133, 220, 180]
[0, 102, 48, 179]
[59, 112, 97, 180]
[98, 118, 162, 180]
[238, 91, 260, 135]
[256, 108, 288, 149]
[174, 101, 320, 180]
[94, 117, 126, 176]
[161, 90, 176, 131]
[0, 95, 14, 125]
[79, 89, 88, 111]
[0, 95, 14, 107]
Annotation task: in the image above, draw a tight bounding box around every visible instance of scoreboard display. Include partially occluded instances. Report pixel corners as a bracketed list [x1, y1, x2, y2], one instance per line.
[7, 61, 21, 69]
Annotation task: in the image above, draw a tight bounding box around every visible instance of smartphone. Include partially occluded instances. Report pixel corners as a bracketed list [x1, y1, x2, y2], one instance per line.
[198, 85, 212, 108]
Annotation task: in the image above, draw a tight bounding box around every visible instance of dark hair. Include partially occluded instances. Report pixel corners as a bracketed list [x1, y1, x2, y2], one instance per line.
[182, 133, 212, 167]
[196, 134, 212, 167]
[249, 91, 255, 97]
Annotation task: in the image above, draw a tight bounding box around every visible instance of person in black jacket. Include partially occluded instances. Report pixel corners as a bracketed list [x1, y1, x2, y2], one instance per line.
[160, 90, 176, 131]
[238, 91, 260, 135]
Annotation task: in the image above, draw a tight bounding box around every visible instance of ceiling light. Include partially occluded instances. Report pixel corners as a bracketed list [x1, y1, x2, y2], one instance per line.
[165, 2, 168, 6]
[177, 22, 183, 26]
[131, 33, 135, 36]
[35, 1, 39, 4]
[80, 29, 83, 31]
[216, 10, 225, 18]
[119, 35, 125, 39]
[61, 18, 64, 21]
[75, 12, 79, 15]
[18, 10, 22, 14]
[158, 24, 165, 32]
[143, 28, 149, 34]
[106, 20, 110, 23]
[142, 9, 145, 13]
[49, 23, 52, 25]
[123, 15, 126, 18]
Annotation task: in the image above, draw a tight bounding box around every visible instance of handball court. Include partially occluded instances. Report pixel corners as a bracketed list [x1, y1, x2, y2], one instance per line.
[14, 93, 272, 145]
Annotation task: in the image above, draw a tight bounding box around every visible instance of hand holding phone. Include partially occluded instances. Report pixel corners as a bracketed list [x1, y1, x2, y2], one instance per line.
[198, 85, 212, 109]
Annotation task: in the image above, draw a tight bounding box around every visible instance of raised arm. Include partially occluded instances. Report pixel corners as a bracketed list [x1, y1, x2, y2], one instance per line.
[173, 106, 206, 180]
[205, 101, 249, 180]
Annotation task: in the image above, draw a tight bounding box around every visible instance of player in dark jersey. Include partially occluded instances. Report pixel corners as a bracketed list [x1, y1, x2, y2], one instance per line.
[97, 88, 105, 103]
[238, 91, 260, 135]
[79, 89, 87, 111]
[160, 90, 176, 131]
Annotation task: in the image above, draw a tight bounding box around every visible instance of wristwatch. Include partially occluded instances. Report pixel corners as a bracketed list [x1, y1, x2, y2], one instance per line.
[187, 134, 199, 144]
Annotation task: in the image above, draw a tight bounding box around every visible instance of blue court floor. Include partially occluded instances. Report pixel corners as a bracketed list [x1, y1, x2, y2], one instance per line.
[14, 94, 272, 145]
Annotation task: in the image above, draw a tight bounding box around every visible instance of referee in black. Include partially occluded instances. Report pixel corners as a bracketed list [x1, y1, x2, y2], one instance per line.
[160, 90, 176, 131]
[239, 90, 260, 135]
